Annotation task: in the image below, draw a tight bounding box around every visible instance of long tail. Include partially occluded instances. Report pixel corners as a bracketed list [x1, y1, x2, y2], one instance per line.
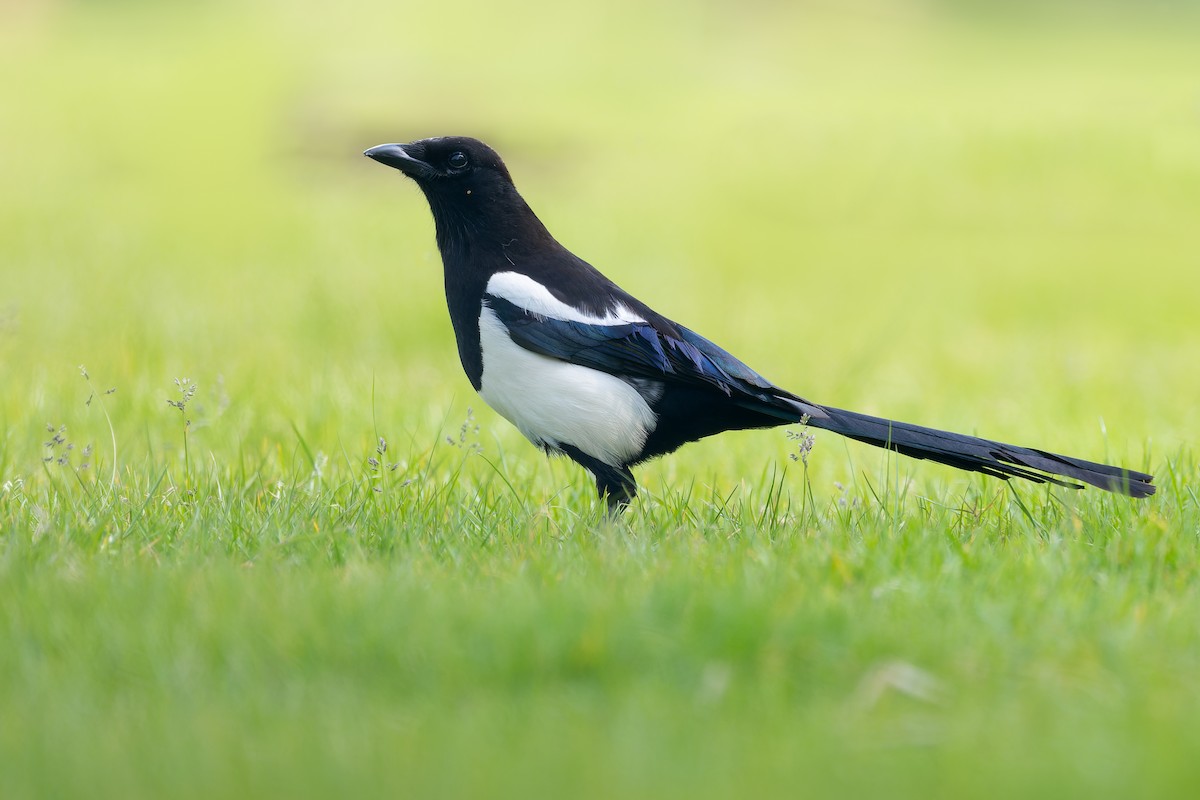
[805, 405, 1155, 498]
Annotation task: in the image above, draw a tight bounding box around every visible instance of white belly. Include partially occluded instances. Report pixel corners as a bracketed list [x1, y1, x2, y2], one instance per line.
[476, 307, 657, 467]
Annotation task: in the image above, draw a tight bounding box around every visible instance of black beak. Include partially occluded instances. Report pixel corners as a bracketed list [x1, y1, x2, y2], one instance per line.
[363, 143, 435, 179]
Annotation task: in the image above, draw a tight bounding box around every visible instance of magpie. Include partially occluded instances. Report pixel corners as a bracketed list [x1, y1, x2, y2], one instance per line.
[364, 136, 1155, 510]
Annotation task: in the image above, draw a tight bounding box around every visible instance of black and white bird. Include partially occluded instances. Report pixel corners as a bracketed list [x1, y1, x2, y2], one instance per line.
[364, 136, 1154, 510]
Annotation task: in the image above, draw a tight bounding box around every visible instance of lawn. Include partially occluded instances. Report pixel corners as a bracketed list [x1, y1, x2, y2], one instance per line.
[2, 1, 1199, 797]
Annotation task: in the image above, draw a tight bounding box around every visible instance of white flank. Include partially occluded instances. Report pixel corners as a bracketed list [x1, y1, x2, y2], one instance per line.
[477, 306, 657, 467]
[485, 271, 645, 324]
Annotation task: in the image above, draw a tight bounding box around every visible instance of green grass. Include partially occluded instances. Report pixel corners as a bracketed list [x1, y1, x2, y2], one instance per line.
[3, 1, 1200, 797]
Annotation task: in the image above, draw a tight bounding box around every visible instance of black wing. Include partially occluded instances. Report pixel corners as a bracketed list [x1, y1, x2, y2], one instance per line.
[484, 294, 826, 423]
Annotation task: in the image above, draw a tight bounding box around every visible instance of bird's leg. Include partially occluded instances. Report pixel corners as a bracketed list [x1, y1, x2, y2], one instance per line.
[559, 444, 638, 513]
[597, 467, 637, 514]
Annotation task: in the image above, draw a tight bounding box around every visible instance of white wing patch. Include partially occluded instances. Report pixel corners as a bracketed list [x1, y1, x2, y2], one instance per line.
[485, 271, 645, 325]
[476, 306, 657, 468]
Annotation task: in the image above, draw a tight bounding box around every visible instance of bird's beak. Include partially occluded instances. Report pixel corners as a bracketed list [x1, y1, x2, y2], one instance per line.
[363, 142, 435, 179]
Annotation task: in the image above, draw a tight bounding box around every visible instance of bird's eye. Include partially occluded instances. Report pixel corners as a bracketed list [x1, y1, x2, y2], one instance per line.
[447, 151, 469, 170]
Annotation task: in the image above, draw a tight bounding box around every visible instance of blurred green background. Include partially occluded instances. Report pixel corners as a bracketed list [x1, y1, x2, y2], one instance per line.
[2, 0, 1196, 487]
[2, 1, 1200, 798]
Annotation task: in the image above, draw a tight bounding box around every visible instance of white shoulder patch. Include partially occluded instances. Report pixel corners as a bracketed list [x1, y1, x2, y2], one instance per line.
[477, 307, 657, 467]
[485, 271, 645, 325]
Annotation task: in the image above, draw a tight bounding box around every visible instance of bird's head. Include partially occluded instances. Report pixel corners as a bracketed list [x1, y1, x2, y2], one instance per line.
[364, 135, 554, 257]
[364, 136, 514, 195]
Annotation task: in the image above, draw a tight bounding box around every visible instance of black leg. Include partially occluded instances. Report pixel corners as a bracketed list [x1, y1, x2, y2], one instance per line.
[559, 445, 638, 513]
[596, 466, 637, 513]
